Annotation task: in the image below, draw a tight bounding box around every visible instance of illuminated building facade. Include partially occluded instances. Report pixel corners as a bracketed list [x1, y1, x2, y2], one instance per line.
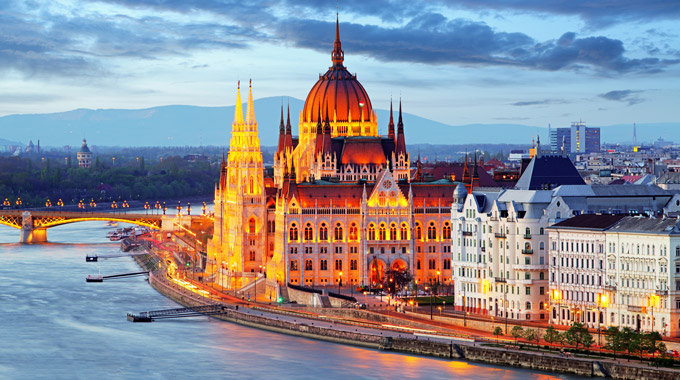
[549, 215, 680, 337]
[208, 18, 467, 290]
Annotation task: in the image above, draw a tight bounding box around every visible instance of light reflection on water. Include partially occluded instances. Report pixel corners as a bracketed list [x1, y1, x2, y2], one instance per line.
[0, 222, 586, 380]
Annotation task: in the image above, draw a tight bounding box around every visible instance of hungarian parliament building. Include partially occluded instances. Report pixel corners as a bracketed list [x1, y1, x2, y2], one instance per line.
[206, 18, 479, 290]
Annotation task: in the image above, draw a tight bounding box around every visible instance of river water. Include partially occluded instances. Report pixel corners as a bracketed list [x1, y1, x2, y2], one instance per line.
[0, 222, 587, 380]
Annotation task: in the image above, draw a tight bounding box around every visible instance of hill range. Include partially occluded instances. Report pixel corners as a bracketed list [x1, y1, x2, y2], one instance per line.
[0, 97, 676, 148]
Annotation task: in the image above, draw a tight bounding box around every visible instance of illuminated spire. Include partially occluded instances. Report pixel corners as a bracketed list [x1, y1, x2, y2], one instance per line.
[331, 12, 344, 66]
[387, 98, 395, 140]
[233, 81, 243, 124]
[246, 79, 256, 126]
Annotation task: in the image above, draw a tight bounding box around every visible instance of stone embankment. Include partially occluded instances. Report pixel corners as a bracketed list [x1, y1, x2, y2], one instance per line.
[133, 254, 678, 380]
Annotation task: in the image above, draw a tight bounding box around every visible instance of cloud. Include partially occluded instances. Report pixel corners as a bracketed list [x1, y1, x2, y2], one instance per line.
[435, 0, 680, 27]
[277, 17, 677, 74]
[598, 90, 645, 105]
[511, 99, 568, 106]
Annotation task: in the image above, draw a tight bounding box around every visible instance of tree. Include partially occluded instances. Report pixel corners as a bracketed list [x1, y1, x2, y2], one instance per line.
[642, 331, 664, 359]
[382, 268, 412, 295]
[564, 322, 592, 350]
[511, 325, 524, 345]
[523, 328, 541, 349]
[544, 325, 560, 347]
[604, 327, 625, 355]
[493, 326, 503, 344]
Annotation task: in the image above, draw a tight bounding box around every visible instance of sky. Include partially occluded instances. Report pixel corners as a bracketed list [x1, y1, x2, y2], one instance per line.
[1, 0, 679, 128]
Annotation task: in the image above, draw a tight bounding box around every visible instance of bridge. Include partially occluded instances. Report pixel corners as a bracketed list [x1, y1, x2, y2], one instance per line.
[0, 210, 165, 243]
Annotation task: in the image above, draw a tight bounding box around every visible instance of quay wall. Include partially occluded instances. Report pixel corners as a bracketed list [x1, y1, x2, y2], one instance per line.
[134, 255, 679, 380]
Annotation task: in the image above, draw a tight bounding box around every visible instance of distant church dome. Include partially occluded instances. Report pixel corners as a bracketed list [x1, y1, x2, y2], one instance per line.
[79, 139, 91, 153]
[301, 16, 374, 131]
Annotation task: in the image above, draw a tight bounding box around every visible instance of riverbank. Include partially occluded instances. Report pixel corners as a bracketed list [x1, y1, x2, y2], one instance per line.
[132, 253, 678, 380]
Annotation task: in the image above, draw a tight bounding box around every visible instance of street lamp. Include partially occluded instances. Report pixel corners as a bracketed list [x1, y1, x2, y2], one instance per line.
[162, 201, 167, 215]
[202, 201, 207, 215]
[187, 202, 191, 216]
[144, 201, 150, 214]
[339, 271, 343, 294]
[155, 201, 161, 215]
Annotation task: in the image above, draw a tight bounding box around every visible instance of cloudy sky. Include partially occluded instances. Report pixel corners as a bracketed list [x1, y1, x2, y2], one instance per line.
[1, 0, 679, 128]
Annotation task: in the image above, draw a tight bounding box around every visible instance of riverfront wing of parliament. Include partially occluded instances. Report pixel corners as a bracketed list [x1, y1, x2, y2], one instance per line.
[207, 19, 480, 289]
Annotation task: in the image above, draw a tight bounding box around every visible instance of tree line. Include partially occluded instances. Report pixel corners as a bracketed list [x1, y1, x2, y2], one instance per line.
[0, 154, 218, 207]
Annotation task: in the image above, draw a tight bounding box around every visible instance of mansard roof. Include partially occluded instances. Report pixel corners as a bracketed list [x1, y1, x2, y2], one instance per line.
[515, 154, 585, 190]
[551, 214, 627, 230]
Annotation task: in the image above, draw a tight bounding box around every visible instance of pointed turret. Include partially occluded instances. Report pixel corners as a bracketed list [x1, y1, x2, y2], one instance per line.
[331, 13, 344, 67]
[277, 104, 285, 156]
[462, 153, 471, 184]
[414, 152, 423, 182]
[315, 106, 324, 157]
[284, 103, 293, 152]
[245, 79, 256, 126]
[395, 99, 406, 155]
[322, 104, 333, 156]
[387, 99, 395, 140]
[234, 81, 243, 124]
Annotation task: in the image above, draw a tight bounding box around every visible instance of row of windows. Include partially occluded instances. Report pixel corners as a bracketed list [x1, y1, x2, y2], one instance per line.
[288, 221, 452, 242]
[290, 259, 359, 271]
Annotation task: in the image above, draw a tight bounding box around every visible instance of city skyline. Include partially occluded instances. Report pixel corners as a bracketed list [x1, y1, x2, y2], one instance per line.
[1, 0, 679, 129]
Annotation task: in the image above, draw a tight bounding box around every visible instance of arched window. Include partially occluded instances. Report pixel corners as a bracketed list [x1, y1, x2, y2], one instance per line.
[526, 302, 531, 310]
[525, 227, 531, 237]
[539, 227, 544, 235]
[334, 223, 343, 241]
[443, 222, 451, 240]
[319, 223, 328, 241]
[368, 224, 376, 240]
[400, 223, 408, 240]
[427, 222, 437, 240]
[539, 241, 545, 250]
[249, 176, 254, 194]
[389, 224, 397, 240]
[304, 223, 313, 241]
[349, 223, 358, 240]
[249, 218, 256, 234]
[379, 224, 386, 240]
[305, 259, 313, 271]
[415, 223, 422, 240]
[290, 260, 298, 271]
[378, 191, 386, 207]
[289, 224, 298, 241]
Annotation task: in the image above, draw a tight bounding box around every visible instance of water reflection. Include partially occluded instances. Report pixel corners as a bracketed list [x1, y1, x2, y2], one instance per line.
[0, 222, 586, 380]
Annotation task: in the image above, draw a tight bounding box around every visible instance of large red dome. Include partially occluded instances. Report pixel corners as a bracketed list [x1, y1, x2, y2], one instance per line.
[302, 67, 373, 124]
[301, 17, 374, 125]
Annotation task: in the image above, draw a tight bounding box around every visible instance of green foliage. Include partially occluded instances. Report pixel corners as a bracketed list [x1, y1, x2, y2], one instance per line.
[493, 326, 503, 343]
[564, 322, 592, 350]
[544, 325, 561, 345]
[511, 325, 524, 344]
[0, 154, 217, 207]
[523, 328, 542, 347]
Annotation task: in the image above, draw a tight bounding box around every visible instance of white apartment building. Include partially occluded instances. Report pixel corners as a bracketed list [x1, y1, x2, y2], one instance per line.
[550, 215, 680, 337]
[452, 152, 680, 324]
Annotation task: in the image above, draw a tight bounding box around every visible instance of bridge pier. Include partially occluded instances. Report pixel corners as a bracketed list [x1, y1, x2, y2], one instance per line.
[19, 211, 47, 243]
[20, 227, 47, 243]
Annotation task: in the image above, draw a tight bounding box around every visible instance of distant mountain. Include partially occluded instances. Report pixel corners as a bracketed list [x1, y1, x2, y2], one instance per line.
[0, 98, 677, 147]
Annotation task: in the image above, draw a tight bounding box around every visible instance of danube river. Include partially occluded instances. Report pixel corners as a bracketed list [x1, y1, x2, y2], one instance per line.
[0, 222, 587, 380]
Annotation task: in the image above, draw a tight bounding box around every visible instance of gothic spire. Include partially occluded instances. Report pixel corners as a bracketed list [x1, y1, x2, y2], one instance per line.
[279, 103, 285, 133]
[233, 81, 243, 124]
[395, 98, 406, 154]
[331, 12, 344, 67]
[387, 98, 395, 140]
[286, 103, 292, 134]
[245, 79, 256, 126]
